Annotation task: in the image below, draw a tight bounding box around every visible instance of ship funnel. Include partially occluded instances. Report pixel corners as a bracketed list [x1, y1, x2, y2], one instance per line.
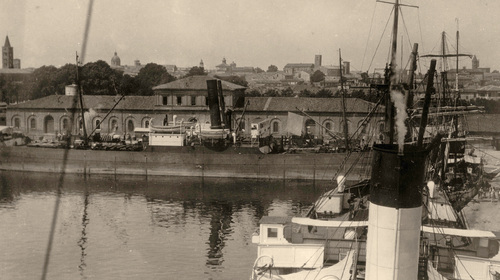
[366, 144, 428, 280]
[206, 80, 222, 129]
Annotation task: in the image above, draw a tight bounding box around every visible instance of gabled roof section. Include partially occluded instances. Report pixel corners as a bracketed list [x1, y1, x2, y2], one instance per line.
[478, 85, 500, 92]
[152, 75, 246, 91]
[8, 95, 156, 111]
[466, 114, 500, 133]
[284, 63, 314, 68]
[259, 216, 292, 225]
[245, 97, 382, 114]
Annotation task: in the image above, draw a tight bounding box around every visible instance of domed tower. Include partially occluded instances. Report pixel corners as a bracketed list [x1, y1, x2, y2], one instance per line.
[199, 59, 204, 68]
[111, 51, 121, 67]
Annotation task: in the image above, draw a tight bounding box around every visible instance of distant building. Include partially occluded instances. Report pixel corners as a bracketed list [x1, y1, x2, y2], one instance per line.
[283, 63, 314, 75]
[111, 52, 121, 67]
[237, 97, 384, 140]
[216, 58, 230, 72]
[472, 55, 479, 70]
[2, 36, 14, 69]
[343, 61, 350, 75]
[6, 95, 164, 139]
[315, 55, 322, 68]
[6, 74, 384, 142]
[152, 75, 246, 125]
[214, 58, 254, 75]
[13, 59, 20, 69]
[476, 85, 500, 100]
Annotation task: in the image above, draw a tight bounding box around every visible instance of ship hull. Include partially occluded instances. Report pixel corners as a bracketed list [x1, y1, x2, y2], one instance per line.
[0, 146, 371, 181]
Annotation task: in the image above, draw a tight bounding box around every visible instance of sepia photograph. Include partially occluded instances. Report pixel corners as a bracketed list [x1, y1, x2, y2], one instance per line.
[1, 0, 500, 279]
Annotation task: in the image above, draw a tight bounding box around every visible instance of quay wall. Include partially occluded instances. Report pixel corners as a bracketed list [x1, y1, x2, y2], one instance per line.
[0, 146, 372, 181]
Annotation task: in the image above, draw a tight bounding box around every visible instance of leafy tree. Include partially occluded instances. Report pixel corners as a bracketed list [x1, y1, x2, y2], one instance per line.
[267, 65, 278, 72]
[246, 89, 261, 97]
[0, 75, 22, 103]
[281, 87, 294, 97]
[54, 63, 78, 95]
[254, 67, 264, 73]
[470, 98, 500, 113]
[310, 70, 325, 83]
[263, 89, 279, 97]
[80, 60, 122, 95]
[316, 89, 333, 98]
[215, 75, 248, 87]
[23, 65, 59, 99]
[184, 66, 206, 77]
[119, 74, 140, 95]
[135, 63, 176, 95]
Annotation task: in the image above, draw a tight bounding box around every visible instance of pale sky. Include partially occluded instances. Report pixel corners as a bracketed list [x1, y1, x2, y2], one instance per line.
[1, 0, 499, 73]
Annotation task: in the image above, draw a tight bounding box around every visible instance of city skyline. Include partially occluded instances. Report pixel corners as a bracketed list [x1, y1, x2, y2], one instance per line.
[1, 0, 500, 72]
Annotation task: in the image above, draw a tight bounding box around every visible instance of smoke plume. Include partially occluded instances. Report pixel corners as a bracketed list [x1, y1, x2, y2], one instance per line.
[390, 90, 407, 153]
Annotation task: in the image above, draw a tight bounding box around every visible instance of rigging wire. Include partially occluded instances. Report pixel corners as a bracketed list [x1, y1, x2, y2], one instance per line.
[420, 189, 476, 280]
[361, 1, 379, 71]
[417, 8, 425, 55]
[312, 97, 383, 213]
[399, 8, 415, 59]
[41, 1, 95, 279]
[367, 7, 394, 73]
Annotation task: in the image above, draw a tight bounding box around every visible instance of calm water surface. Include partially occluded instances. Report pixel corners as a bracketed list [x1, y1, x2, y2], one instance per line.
[0, 171, 328, 279]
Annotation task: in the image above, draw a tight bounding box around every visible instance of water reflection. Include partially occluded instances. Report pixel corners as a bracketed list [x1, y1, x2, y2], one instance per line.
[0, 173, 14, 204]
[206, 201, 233, 267]
[78, 181, 90, 279]
[0, 171, 329, 279]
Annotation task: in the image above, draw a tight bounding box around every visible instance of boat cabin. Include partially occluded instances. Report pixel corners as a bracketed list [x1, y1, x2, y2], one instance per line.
[252, 215, 369, 272]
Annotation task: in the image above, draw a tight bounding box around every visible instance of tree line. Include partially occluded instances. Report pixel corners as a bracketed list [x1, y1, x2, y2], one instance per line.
[0, 60, 178, 103]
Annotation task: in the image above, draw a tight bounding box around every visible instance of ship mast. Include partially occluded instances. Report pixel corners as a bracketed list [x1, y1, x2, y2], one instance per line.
[339, 49, 349, 151]
[455, 19, 460, 92]
[377, 0, 418, 144]
[421, 22, 473, 103]
[76, 52, 88, 146]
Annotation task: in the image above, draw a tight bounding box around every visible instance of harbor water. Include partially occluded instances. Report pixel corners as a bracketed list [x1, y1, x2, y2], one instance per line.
[1, 148, 499, 279]
[0, 171, 328, 280]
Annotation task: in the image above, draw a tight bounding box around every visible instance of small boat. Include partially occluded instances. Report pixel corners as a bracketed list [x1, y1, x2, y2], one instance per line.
[196, 128, 230, 140]
[150, 122, 195, 134]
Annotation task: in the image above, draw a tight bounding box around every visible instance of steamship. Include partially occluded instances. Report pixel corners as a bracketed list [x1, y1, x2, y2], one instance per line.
[0, 78, 376, 182]
[250, 1, 496, 279]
